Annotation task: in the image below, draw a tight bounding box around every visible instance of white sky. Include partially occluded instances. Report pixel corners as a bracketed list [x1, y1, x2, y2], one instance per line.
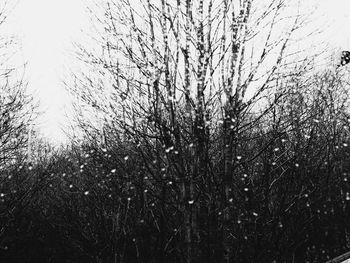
[2, 0, 350, 143]
[6, 0, 89, 143]
[318, 0, 350, 48]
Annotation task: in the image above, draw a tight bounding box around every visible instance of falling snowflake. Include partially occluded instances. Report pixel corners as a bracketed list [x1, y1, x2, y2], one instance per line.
[165, 146, 174, 153]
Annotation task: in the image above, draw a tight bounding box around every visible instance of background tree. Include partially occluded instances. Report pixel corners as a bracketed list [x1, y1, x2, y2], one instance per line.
[0, 1, 36, 170]
[0, 2, 38, 260]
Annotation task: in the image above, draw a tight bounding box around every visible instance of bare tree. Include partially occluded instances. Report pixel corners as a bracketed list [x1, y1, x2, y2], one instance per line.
[0, 2, 36, 170]
[68, 0, 320, 261]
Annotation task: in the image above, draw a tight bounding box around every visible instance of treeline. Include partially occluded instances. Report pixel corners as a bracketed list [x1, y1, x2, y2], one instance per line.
[1, 69, 350, 262]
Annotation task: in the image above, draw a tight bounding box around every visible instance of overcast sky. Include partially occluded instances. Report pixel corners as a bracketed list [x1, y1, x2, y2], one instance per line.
[319, 0, 350, 48]
[6, 0, 89, 143]
[3, 0, 350, 143]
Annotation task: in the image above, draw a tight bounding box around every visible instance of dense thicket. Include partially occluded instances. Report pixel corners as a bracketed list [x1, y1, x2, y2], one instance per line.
[1, 69, 350, 262]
